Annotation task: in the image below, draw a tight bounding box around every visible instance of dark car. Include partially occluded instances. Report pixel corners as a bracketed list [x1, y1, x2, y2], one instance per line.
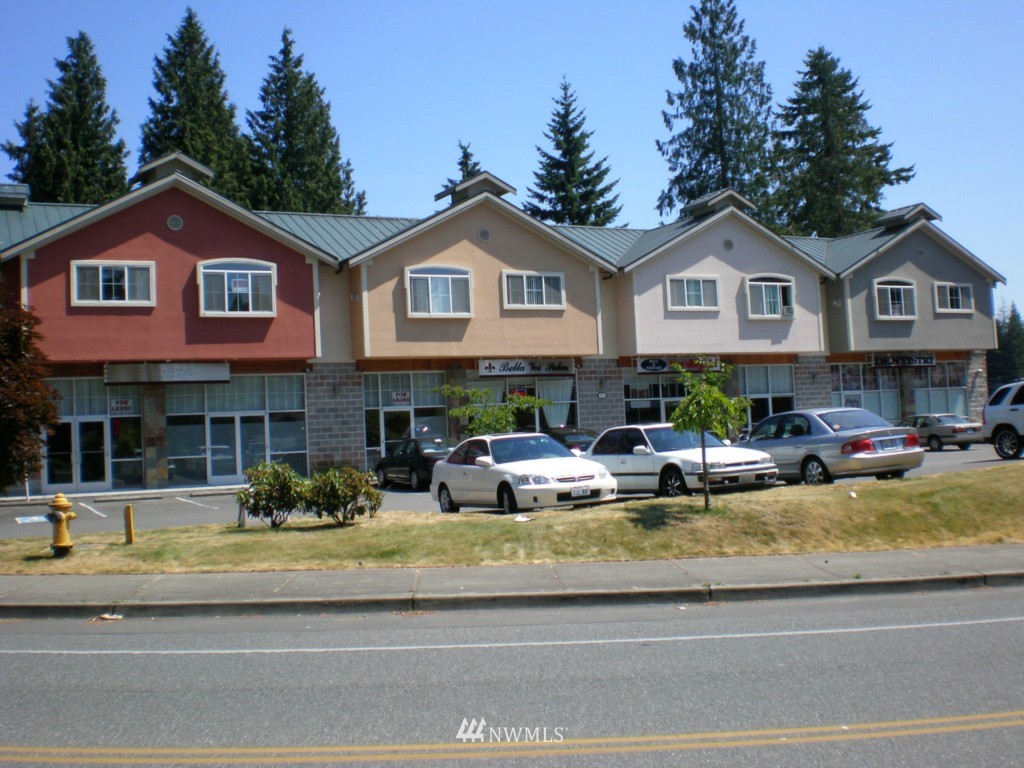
[543, 427, 599, 455]
[375, 436, 457, 490]
[740, 407, 924, 485]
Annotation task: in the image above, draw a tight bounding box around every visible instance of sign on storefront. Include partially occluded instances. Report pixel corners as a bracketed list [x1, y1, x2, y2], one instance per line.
[106, 362, 231, 383]
[478, 359, 575, 376]
[636, 356, 719, 374]
[872, 354, 936, 368]
[390, 390, 411, 406]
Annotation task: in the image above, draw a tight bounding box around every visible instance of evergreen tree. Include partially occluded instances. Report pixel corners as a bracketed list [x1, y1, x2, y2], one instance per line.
[246, 28, 366, 214]
[770, 47, 915, 236]
[2, 32, 127, 203]
[989, 302, 1024, 388]
[656, 0, 773, 218]
[442, 140, 482, 190]
[139, 7, 248, 201]
[523, 79, 621, 226]
[0, 284, 60, 490]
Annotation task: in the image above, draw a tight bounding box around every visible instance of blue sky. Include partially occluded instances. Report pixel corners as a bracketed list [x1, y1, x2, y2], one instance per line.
[2, 0, 1021, 310]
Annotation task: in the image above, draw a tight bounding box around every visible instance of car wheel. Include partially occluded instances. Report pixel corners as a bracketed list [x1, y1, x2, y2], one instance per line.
[927, 435, 942, 452]
[409, 469, 422, 491]
[801, 457, 833, 486]
[499, 485, 518, 514]
[438, 484, 460, 513]
[958, 443, 972, 451]
[375, 469, 388, 488]
[658, 466, 687, 497]
[993, 428, 1022, 460]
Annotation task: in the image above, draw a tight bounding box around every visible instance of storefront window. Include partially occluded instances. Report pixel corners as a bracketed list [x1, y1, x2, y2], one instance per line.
[740, 365, 794, 426]
[831, 364, 900, 421]
[913, 362, 968, 416]
[623, 369, 685, 424]
[364, 372, 448, 469]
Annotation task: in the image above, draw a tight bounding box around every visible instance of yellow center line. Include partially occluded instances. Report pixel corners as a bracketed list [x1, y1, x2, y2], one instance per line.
[1, 710, 1021, 764]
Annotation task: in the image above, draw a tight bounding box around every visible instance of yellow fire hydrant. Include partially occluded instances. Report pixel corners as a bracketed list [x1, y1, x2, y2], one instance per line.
[46, 493, 76, 557]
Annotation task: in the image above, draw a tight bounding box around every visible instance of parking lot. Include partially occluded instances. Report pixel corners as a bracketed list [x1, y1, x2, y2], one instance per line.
[0, 443, 1012, 540]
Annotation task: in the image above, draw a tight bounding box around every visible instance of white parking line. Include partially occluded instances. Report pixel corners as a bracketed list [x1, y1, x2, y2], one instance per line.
[78, 503, 106, 518]
[175, 497, 220, 509]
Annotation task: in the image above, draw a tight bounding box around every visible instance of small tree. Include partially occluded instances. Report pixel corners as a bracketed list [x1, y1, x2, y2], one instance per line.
[668, 358, 750, 510]
[436, 384, 550, 437]
[0, 293, 60, 490]
[303, 466, 382, 526]
[441, 140, 482, 191]
[235, 461, 305, 528]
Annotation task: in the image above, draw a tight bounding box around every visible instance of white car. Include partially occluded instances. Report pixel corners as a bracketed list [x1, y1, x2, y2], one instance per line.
[585, 423, 777, 496]
[430, 433, 617, 513]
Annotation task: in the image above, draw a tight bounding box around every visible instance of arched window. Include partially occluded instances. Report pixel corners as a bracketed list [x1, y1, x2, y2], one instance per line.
[746, 275, 794, 319]
[874, 279, 916, 320]
[198, 259, 276, 316]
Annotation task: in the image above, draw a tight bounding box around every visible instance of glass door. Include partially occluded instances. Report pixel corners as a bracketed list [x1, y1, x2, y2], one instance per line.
[382, 410, 412, 459]
[43, 419, 109, 493]
[209, 414, 268, 483]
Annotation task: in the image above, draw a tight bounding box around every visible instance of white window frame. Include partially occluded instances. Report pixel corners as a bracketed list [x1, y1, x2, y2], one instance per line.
[666, 275, 720, 311]
[405, 266, 472, 318]
[934, 282, 974, 314]
[197, 259, 277, 317]
[746, 274, 795, 319]
[874, 278, 917, 320]
[502, 270, 565, 310]
[71, 261, 156, 307]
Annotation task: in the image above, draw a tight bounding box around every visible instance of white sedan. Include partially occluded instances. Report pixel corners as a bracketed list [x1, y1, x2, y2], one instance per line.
[584, 423, 777, 496]
[430, 433, 617, 514]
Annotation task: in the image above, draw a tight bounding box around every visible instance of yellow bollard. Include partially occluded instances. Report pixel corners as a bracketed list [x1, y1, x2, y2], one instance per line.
[46, 493, 76, 557]
[124, 504, 135, 545]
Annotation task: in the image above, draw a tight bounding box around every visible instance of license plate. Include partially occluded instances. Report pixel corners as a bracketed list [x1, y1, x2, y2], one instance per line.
[571, 485, 590, 497]
[739, 474, 755, 484]
[876, 438, 900, 452]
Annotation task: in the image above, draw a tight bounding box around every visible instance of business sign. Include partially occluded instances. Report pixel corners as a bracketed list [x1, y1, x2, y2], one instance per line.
[110, 398, 135, 415]
[478, 359, 575, 377]
[106, 362, 231, 383]
[636, 356, 719, 374]
[872, 354, 936, 368]
[390, 390, 411, 406]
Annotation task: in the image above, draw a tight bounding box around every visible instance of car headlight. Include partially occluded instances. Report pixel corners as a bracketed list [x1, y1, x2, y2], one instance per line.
[757, 455, 773, 465]
[597, 466, 609, 479]
[690, 462, 724, 472]
[518, 474, 552, 486]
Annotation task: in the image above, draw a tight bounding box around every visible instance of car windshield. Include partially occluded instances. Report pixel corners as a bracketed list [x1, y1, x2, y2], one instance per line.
[819, 409, 893, 432]
[416, 437, 457, 455]
[936, 414, 967, 425]
[490, 434, 574, 464]
[645, 426, 725, 451]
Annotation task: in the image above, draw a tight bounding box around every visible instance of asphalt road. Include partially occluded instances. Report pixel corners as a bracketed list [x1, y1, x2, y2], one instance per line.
[1, 587, 1021, 766]
[0, 442, 1010, 539]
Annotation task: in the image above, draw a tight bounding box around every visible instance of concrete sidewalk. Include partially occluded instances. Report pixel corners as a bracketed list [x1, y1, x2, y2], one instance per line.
[1, 544, 1022, 619]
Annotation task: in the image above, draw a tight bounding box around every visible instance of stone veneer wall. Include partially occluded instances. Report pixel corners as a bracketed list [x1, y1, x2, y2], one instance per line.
[794, 355, 832, 410]
[306, 362, 367, 472]
[577, 359, 625, 431]
[967, 350, 989, 422]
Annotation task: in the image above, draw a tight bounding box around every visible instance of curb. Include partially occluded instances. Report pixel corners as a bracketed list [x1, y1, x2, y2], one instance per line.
[2, 572, 1022, 620]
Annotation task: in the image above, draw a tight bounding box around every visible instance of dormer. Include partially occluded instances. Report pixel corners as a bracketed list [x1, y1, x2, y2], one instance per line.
[434, 171, 516, 207]
[679, 188, 756, 219]
[0, 183, 30, 210]
[873, 203, 941, 230]
[129, 151, 214, 188]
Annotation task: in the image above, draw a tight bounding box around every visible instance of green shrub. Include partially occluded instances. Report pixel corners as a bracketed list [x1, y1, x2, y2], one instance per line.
[303, 466, 383, 526]
[235, 462, 306, 528]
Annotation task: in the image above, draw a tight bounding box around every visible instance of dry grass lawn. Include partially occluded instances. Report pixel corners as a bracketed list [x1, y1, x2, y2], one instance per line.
[1, 464, 1022, 575]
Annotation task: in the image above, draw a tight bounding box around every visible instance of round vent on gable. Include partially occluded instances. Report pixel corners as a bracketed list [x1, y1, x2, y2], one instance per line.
[477, 228, 491, 242]
[723, 238, 734, 251]
[167, 215, 184, 231]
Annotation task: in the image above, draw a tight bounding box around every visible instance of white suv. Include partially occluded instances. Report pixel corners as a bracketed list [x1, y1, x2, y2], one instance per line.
[983, 380, 1024, 459]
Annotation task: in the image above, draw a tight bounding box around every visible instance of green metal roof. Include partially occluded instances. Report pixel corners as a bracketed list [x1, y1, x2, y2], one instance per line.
[0, 202, 95, 254]
[256, 211, 419, 264]
[555, 225, 645, 267]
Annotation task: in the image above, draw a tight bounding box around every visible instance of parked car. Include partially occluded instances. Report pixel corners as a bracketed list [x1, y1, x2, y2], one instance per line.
[897, 413, 983, 452]
[740, 407, 923, 485]
[376, 436, 457, 490]
[543, 427, 599, 455]
[584, 423, 777, 497]
[982, 379, 1024, 459]
[430, 433, 616, 513]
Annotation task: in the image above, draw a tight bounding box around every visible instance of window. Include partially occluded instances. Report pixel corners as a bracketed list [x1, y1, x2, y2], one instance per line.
[874, 279, 916, 319]
[831, 364, 901, 421]
[199, 260, 275, 316]
[667, 276, 719, 310]
[739, 365, 794, 425]
[406, 267, 471, 317]
[503, 271, 564, 309]
[72, 262, 154, 306]
[746, 276, 794, 318]
[935, 282, 974, 313]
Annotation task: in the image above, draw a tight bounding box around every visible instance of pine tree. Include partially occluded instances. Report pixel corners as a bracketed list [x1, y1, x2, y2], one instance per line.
[0, 284, 60, 489]
[656, 0, 773, 218]
[989, 302, 1024, 388]
[770, 47, 915, 236]
[523, 79, 621, 226]
[139, 7, 248, 201]
[1, 32, 127, 203]
[246, 28, 366, 214]
[442, 140, 482, 190]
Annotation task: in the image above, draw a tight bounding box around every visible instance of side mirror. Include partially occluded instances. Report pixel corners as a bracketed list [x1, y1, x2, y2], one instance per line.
[722, 439, 732, 446]
[474, 456, 495, 468]
[632, 446, 653, 456]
